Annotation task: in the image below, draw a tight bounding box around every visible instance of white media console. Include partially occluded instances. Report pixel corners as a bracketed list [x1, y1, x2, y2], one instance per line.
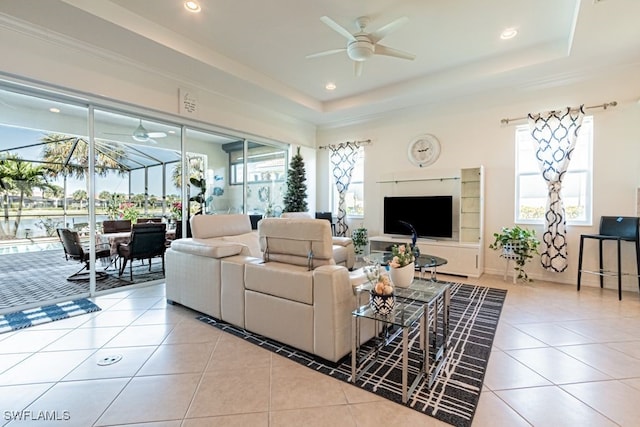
[369, 236, 482, 278]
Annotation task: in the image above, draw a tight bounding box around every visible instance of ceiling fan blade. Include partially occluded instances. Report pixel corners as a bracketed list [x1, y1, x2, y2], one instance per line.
[306, 48, 346, 59]
[147, 132, 167, 138]
[354, 61, 364, 77]
[320, 16, 356, 42]
[370, 16, 409, 43]
[375, 44, 416, 60]
[103, 132, 131, 136]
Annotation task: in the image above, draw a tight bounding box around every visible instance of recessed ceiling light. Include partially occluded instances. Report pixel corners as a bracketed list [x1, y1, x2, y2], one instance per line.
[49, 107, 60, 113]
[168, 130, 176, 134]
[325, 82, 336, 91]
[500, 28, 518, 40]
[184, 1, 201, 13]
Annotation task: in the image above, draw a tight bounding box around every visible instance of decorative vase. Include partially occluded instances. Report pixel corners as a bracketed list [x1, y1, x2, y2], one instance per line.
[389, 261, 415, 288]
[369, 291, 395, 316]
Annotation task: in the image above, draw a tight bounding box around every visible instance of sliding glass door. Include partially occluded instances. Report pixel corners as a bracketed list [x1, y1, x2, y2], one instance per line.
[0, 81, 291, 313]
[0, 87, 92, 312]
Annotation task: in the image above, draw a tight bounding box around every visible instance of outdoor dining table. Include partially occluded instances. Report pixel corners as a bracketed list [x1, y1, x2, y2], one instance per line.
[98, 230, 176, 256]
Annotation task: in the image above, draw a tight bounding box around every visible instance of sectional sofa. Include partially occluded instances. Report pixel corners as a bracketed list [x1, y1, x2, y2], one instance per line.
[165, 214, 372, 363]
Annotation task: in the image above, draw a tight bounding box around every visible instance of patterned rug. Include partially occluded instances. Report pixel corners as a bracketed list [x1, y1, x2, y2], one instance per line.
[0, 298, 101, 333]
[0, 249, 165, 312]
[198, 282, 506, 427]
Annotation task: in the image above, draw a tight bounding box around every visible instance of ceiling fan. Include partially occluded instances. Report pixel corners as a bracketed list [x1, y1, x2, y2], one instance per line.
[307, 15, 416, 77]
[104, 119, 167, 143]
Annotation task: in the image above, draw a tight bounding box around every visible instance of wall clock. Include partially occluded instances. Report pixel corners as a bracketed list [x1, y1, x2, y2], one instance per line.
[408, 134, 441, 167]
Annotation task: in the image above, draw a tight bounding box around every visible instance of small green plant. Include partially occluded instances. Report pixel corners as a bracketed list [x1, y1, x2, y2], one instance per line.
[105, 193, 125, 220]
[489, 225, 540, 282]
[34, 217, 62, 237]
[352, 226, 369, 256]
[119, 202, 140, 223]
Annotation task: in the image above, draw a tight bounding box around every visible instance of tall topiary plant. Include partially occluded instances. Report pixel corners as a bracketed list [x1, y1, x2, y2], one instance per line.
[283, 146, 308, 213]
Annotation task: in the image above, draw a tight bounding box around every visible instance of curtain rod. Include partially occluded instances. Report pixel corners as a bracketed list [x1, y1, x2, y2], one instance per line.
[500, 101, 617, 125]
[318, 139, 372, 150]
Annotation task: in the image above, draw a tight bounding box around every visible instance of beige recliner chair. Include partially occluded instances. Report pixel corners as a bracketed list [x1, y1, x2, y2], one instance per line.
[280, 212, 355, 269]
[243, 217, 373, 362]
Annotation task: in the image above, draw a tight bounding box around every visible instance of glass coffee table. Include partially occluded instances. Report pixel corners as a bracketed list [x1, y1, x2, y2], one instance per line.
[364, 251, 448, 280]
[351, 278, 451, 403]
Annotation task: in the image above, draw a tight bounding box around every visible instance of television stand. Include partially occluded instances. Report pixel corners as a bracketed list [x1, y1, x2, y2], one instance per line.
[369, 236, 481, 278]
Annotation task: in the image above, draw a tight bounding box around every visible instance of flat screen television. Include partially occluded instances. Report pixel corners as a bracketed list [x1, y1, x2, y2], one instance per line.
[383, 195, 453, 239]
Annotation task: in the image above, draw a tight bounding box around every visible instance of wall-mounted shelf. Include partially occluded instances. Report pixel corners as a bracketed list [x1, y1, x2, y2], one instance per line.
[376, 177, 460, 184]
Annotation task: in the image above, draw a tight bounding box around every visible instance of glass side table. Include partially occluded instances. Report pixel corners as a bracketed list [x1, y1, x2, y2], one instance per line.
[351, 279, 451, 403]
[365, 251, 448, 280]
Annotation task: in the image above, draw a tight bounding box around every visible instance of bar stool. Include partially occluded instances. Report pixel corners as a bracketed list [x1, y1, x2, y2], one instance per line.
[577, 216, 640, 300]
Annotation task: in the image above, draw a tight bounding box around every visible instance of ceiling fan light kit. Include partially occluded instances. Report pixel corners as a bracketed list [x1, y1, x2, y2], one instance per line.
[307, 15, 415, 76]
[348, 39, 374, 61]
[105, 119, 167, 143]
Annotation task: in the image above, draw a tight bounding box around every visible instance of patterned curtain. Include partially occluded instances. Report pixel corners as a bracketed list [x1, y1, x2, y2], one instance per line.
[327, 142, 361, 237]
[528, 105, 584, 272]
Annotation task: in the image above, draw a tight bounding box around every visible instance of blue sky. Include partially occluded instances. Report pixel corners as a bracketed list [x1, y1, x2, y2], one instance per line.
[1, 126, 177, 197]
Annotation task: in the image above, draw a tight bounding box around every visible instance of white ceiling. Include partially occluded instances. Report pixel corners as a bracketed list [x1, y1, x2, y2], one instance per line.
[2, 0, 640, 126]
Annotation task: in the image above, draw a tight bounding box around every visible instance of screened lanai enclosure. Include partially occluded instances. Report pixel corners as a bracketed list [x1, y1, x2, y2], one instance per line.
[0, 84, 289, 313]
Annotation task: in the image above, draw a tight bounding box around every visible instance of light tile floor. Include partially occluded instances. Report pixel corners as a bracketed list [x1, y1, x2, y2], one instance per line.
[1, 275, 640, 426]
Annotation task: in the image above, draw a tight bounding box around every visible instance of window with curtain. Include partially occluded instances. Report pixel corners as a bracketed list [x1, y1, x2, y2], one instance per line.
[331, 146, 364, 216]
[515, 116, 593, 225]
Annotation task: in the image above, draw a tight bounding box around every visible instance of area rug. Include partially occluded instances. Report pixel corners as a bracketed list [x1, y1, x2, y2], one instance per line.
[198, 282, 506, 427]
[0, 249, 164, 311]
[0, 298, 101, 333]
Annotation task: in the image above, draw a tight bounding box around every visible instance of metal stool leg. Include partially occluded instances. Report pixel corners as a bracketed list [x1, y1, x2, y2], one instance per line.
[617, 239, 622, 301]
[599, 239, 604, 288]
[636, 238, 640, 294]
[577, 235, 585, 291]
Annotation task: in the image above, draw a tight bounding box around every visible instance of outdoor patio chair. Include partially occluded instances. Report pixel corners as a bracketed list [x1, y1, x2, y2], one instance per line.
[136, 217, 163, 224]
[102, 219, 132, 233]
[117, 222, 167, 280]
[56, 228, 112, 282]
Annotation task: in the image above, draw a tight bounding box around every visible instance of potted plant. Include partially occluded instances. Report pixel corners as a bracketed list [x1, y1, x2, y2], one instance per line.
[388, 244, 416, 288]
[369, 272, 394, 316]
[351, 226, 369, 257]
[489, 225, 540, 282]
[119, 202, 140, 224]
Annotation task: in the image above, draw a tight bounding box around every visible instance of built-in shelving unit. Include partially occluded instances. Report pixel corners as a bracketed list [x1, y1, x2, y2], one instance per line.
[460, 167, 483, 244]
[371, 166, 484, 278]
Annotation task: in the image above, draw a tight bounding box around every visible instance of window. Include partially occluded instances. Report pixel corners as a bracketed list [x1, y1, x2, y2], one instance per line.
[515, 116, 593, 225]
[331, 147, 364, 216]
[228, 144, 287, 185]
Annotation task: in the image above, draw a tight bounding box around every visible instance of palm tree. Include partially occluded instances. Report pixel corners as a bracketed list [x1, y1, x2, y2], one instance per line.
[148, 195, 158, 209]
[171, 156, 204, 189]
[98, 190, 112, 208]
[0, 154, 54, 237]
[72, 189, 88, 209]
[42, 184, 64, 208]
[40, 133, 129, 222]
[40, 134, 128, 180]
[43, 184, 64, 199]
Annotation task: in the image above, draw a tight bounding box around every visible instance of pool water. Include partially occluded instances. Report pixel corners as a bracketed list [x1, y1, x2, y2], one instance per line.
[0, 241, 62, 255]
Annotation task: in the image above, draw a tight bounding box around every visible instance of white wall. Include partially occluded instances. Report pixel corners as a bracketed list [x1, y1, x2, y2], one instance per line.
[0, 25, 316, 149]
[318, 67, 640, 290]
